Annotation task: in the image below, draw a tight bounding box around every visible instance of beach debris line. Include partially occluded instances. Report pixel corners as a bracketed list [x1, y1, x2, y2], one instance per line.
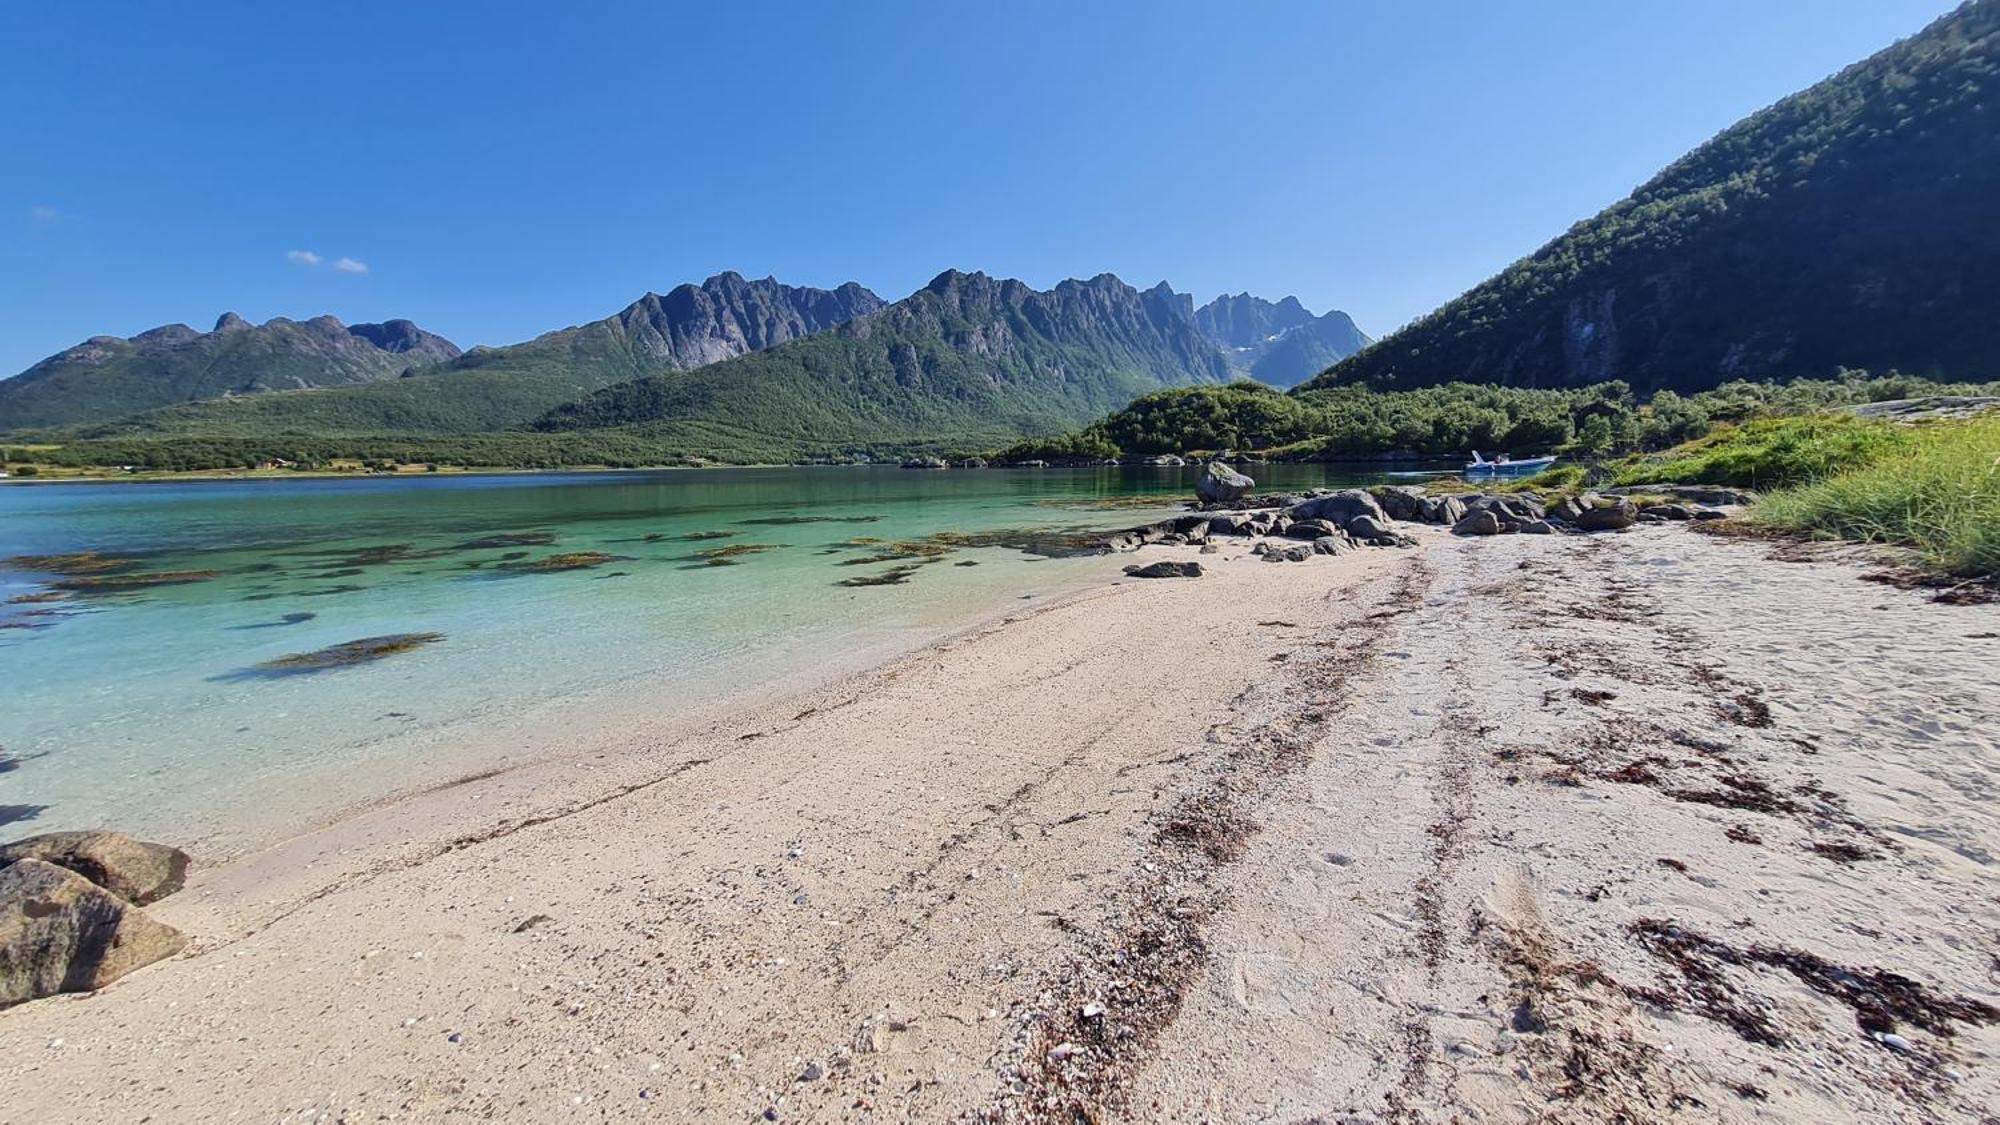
[1, 831, 193, 1007]
[251, 632, 446, 674]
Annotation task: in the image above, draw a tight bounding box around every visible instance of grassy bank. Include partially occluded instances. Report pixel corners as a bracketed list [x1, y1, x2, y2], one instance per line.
[1750, 414, 1999, 578]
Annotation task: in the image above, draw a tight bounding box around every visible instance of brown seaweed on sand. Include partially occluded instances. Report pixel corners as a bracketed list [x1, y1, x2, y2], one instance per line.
[4, 552, 138, 576]
[837, 565, 922, 587]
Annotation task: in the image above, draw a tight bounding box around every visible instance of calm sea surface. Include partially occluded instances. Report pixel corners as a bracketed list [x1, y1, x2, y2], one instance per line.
[0, 464, 1423, 849]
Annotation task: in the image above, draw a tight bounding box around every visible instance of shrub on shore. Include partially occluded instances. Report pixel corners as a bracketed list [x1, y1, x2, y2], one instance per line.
[1750, 415, 1999, 578]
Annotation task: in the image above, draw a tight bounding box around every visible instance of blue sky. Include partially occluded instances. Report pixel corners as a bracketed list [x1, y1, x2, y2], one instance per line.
[0, 0, 1960, 374]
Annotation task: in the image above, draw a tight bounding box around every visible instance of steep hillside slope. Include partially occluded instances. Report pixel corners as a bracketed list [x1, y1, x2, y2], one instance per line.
[1308, 1, 2000, 394]
[0, 313, 459, 429]
[534, 271, 1235, 450]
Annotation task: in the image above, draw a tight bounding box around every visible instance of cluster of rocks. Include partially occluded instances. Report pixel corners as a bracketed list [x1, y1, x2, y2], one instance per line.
[1, 830, 191, 1007]
[1106, 465, 1750, 573]
[1109, 482, 1423, 570]
[1447, 487, 1734, 536]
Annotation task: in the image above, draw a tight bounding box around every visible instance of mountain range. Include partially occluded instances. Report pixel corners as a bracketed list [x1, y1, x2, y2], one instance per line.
[535, 271, 1238, 449]
[0, 313, 461, 429]
[2, 272, 1365, 450]
[1193, 293, 1372, 388]
[1308, 0, 2000, 395]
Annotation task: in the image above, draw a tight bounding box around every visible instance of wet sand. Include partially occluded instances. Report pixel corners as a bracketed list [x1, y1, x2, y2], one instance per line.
[1, 525, 1995, 1122]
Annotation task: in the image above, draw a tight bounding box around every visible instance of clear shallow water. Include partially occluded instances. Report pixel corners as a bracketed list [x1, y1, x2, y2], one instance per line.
[0, 464, 1417, 848]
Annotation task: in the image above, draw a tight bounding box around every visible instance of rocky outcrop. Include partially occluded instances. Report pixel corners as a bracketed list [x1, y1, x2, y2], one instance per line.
[1575, 496, 1640, 531]
[1, 858, 187, 1007]
[1195, 462, 1254, 504]
[1454, 509, 1503, 536]
[1605, 484, 1758, 507]
[1287, 489, 1388, 528]
[900, 456, 948, 470]
[0, 831, 190, 905]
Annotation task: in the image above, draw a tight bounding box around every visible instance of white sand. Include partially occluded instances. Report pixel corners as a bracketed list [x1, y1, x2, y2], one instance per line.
[1, 526, 1995, 1122]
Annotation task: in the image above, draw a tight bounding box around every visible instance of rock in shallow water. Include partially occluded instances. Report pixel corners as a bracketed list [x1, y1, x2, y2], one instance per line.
[0, 858, 188, 1007]
[1195, 462, 1255, 504]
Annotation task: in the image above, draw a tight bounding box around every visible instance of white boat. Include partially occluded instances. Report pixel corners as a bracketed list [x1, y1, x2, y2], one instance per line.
[1465, 451, 1556, 476]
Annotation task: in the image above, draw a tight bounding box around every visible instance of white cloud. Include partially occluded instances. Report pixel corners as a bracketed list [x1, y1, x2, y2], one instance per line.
[332, 257, 368, 274]
[286, 249, 322, 266]
[29, 206, 59, 222]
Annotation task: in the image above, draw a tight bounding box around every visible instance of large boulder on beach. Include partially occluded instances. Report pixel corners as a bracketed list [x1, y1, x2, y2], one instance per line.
[0, 831, 190, 906]
[1, 858, 188, 1007]
[1287, 489, 1387, 528]
[1122, 560, 1203, 579]
[1369, 485, 1428, 522]
[1454, 509, 1504, 536]
[1284, 518, 1341, 540]
[1195, 462, 1255, 504]
[1575, 497, 1639, 531]
[1424, 495, 1467, 525]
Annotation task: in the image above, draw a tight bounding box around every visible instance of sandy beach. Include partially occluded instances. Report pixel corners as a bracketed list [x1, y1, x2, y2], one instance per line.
[1, 523, 1996, 1122]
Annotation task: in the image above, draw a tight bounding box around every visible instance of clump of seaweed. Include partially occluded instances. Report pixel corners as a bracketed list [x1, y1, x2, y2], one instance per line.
[500, 552, 623, 573]
[928, 527, 1108, 558]
[684, 543, 784, 567]
[54, 569, 220, 592]
[837, 540, 954, 566]
[455, 532, 556, 550]
[737, 515, 881, 526]
[5, 552, 137, 576]
[680, 530, 738, 541]
[837, 565, 922, 587]
[249, 632, 446, 675]
[6, 591, 69, 605]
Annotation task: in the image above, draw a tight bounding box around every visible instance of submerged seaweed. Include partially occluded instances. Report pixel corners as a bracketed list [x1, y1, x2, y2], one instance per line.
[688, 543, 783, 563]
[6, 591, 69, 605]
[244, 632, 447, 676]
[680, 530, 738, 541]
[837, 565, 923, 587]
[736, 515, 881, 526]
[455, 532, 557, 550]
[5, 552, 138, 576]
[232, 611, 317, 630]
[500, 551, 624, 573]
[54, 569, 221, 592]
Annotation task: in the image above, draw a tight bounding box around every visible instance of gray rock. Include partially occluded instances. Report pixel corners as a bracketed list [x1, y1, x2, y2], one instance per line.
[1122, 560, 1203, 579]
[1605, 483, 1758, 507]
[957, 457, 989, 469]
[1284, 518, 1341, 540]
[1262, 545, 1312, 563]
[1195, 462, 1255, 504]
[1287, 489, 1388, 528]
[1453, 509, 1504, 536]
[1424, 496, 1467, 525]
[1344, 514, 1395, 540]
[1575, 498, 1639, 531]
[1691, 508, 1727, 521]
[0, 831, 190, 906]
[1, 858, 188, 1007]
[1547, 496, 1586, 523]
[1312, 535, 1353, 556]
[1519, 520, 1556, 535]
[1369, 485, 1429, 522]
[899, 455, 948, 470]
[1641, 502, 1696, 521]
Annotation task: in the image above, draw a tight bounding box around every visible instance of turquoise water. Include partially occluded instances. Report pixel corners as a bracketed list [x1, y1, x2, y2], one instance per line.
[0, 464, 1417, 850]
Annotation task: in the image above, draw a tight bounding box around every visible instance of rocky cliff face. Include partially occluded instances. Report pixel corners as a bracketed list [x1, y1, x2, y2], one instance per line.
[450, 272, 885, 379]
[0, 313, 462, 429]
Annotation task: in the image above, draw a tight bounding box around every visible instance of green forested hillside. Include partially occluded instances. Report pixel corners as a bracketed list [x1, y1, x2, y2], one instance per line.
[59, 274, 882, 439]
[534, 271, 1235, 450]
[1309, 1, 2000, 395]
[0, 314, 459, 429]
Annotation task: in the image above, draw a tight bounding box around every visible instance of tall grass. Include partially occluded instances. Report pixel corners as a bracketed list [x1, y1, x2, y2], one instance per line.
[1751, 415, 2000, 578]
[1610, 414, 1912, 489]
